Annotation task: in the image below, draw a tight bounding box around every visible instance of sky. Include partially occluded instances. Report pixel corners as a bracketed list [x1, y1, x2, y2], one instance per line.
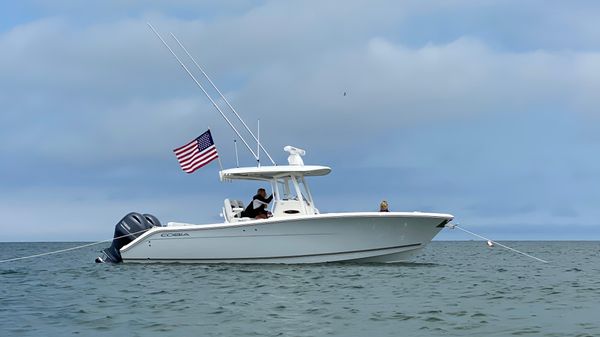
[0, 1, 599, 241]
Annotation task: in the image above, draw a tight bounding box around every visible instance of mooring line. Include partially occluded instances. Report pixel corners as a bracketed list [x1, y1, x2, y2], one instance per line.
[0, 229, 151, 264]
[2, 225, 549, 264]
[445, 224, 549, 263]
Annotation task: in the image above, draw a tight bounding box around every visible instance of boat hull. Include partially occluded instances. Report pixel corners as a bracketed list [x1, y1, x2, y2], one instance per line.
[120, 212, 452, 264]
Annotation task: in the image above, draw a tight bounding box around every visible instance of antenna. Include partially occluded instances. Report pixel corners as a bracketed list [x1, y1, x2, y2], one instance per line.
[234, 139, 240, 168]
[169, 32, 276, 165]
[257, 119, 260, 167]
[147, 23, 261, 162]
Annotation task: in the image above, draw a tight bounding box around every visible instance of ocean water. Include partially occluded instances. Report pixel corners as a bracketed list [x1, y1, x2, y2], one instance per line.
[1, 241, 599, 337]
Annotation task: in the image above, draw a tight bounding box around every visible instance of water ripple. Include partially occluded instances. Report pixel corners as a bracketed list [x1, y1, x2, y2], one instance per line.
[1, 241, 599, 336]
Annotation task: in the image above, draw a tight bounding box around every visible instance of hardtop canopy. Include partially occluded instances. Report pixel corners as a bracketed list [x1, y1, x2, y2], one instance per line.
[220, 165, 331, 181]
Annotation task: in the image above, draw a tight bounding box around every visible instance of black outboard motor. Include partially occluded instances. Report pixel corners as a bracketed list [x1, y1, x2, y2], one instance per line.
[96, 212, 161, 263]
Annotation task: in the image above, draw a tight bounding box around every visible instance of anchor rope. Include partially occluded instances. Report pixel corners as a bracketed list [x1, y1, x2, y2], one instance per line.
[0, 228, 151, 264]
[446, 224, 549, 263]
[1, 225, 549, 264]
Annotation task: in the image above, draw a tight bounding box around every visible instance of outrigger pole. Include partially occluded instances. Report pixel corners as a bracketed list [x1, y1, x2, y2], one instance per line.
[170, 33, 276, 166]
[147, 23, 268, 164]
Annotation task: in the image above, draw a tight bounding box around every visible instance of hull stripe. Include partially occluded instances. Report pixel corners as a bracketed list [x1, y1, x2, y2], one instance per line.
[124, 243, 421, 262]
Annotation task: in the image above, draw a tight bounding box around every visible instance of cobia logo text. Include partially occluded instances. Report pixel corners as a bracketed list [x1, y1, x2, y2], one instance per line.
[160, 232, 190, 237]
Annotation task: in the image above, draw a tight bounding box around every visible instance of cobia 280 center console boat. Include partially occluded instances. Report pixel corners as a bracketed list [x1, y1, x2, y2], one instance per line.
[96, 25, 454, 264]
[98, 147, 453, 264]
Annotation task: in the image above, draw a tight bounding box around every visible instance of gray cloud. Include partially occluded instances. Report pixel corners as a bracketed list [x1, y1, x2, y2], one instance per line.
[1, 1, 599, 240]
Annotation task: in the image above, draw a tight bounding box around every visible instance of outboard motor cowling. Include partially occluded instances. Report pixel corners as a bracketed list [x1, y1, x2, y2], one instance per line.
[96, 212, 161, 263]
[142, 213, 161, 228]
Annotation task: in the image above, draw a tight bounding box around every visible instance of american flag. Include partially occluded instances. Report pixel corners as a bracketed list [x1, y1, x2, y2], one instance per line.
[173, 130, 219, 174]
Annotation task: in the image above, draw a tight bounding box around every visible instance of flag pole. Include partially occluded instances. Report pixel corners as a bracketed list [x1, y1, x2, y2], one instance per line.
[216, 153, 224, 171]
[209, 127, 224, 172]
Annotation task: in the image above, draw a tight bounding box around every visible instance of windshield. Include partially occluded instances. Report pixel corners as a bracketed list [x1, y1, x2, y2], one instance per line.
[274, 176, 311, 204]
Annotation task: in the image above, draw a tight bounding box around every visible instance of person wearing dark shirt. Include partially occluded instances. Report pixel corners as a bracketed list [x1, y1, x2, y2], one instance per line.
[379, 200, 390, 212]
[242, 188, 273, 219]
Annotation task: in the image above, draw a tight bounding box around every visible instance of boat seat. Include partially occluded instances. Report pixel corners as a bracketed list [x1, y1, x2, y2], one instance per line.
[223, 199, 248, 222]
[231, 200, 245, 216]
[223, 199, 234, 222]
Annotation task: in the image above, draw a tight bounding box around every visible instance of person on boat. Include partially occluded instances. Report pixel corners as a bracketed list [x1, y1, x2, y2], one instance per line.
[242, 188, 273, 219]
[379, 200, 390, 212]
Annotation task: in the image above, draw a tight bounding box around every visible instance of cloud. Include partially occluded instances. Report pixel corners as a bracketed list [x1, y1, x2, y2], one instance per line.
[1, 1, 600, 240]
[2, 5, 600, 165]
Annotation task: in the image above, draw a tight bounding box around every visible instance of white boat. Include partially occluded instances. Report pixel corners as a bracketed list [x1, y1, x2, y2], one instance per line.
[96, 26, 454, 264]
[99, 148, 453, 264]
